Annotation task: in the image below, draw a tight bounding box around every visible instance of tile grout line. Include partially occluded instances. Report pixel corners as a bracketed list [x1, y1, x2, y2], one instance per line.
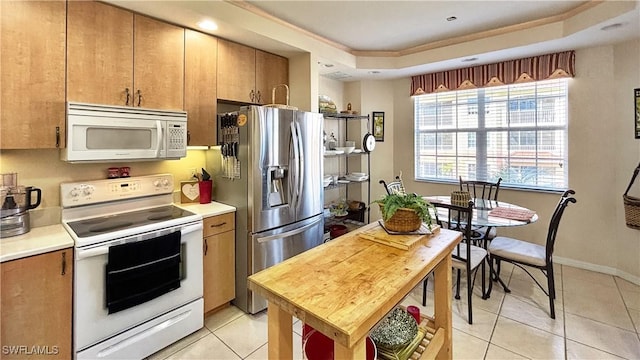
[614, 277, 640, 343]
[561, 265, 568, 360]
[483, 263, 513, 360]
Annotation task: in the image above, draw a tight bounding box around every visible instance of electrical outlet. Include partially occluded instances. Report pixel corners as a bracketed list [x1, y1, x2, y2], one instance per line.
[188, 168, 198, 179]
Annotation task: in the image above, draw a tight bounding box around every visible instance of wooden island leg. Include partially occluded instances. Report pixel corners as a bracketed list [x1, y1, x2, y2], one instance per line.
[433, 255, 453, 360]
[334, 336, 366, 360]
[267, 304, 293, 360]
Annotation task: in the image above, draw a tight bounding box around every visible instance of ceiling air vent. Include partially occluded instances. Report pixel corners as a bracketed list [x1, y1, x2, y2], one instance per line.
[321, 71, 351, 80]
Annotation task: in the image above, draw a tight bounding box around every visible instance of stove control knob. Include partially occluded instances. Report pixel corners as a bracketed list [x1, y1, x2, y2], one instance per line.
[70, 188, 80, 198]
[153, 179, 161, 187]
[83, 185, 94, 196]
[161, 179, 170, 187]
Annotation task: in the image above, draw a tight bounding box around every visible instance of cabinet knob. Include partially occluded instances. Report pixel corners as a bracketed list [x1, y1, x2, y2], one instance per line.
[136, 89, 142, 107]
[256, 91, 261, 103]
[249, 90, 255, 102]
[203, 238, 208, 256]
[125, 88, 130, 106]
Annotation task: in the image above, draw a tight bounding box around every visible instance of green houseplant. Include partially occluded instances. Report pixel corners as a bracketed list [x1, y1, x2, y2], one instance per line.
[374, 193, 434, 232]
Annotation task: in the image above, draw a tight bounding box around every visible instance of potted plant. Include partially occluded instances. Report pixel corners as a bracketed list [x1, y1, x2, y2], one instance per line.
[374, 193, 434, 232]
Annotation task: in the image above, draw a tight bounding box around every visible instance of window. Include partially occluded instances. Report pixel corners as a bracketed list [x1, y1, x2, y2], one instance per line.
[413, 79, 568, 191]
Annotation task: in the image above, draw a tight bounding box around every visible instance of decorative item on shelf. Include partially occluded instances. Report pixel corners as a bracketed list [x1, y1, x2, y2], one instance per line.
[340, 102, 359, 115]
[374, 193, 433, 233]
[326, 132, 337, 150]
[318, 95, 337, 114]
[450, 190, 471, 206]
[329, 199, 349, 217]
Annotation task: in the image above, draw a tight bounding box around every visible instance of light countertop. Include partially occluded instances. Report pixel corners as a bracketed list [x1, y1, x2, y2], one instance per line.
[1, 225, 74, 263]
[176, 201, 236, 218]
[0, 202, 235, 263]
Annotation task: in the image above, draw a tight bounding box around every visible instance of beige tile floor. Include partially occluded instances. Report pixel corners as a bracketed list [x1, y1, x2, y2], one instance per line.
[148, 264, 640, 359]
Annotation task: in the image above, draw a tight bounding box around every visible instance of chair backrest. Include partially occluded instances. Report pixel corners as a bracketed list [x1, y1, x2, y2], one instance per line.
[431, 200, 474, 263]
[546, 189, 577, 261]
[459, 177, 502, 201]
[379, 174, 406, 195]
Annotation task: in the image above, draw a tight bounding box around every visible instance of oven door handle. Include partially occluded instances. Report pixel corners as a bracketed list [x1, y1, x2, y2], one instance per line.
[76, 223, 203, 260]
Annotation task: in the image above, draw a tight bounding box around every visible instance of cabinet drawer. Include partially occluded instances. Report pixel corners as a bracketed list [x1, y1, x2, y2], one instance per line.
[203, 212, 235, 237]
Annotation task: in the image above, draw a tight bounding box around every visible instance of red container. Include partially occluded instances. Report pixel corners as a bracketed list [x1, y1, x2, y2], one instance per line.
[303, 329, 376, 360]
[119, 167, 130, 177]
[407, 305, 421, 324]
[328, 224, 347, 239]
[107, 167, 119, 179]
[198, 180, 212, 204]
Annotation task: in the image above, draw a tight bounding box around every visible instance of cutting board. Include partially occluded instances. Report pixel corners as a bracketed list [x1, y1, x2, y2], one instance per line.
[358, 223, 439, 250]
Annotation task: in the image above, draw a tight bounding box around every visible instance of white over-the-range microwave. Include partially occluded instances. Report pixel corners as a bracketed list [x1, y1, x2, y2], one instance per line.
[61, 102, 188, 163]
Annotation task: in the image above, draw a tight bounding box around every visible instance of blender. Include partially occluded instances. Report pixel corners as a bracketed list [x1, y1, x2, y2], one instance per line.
[1, 173, 42, 238]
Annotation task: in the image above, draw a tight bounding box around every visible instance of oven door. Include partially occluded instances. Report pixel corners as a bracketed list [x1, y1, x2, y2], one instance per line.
[74, 221, 203, 352]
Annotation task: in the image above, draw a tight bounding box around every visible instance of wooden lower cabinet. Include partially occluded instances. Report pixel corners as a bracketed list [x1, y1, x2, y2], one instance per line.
[203, 213, 236, 313]
[0, 249, 73, 359]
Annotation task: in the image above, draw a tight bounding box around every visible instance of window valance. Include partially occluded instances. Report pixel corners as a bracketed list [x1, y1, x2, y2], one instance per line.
[411, 50, 575, 95]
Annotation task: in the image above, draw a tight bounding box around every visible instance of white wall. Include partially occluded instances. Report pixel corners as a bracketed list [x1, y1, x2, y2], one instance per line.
[0, 149, 207, 226]
[390, 40, 640, 282]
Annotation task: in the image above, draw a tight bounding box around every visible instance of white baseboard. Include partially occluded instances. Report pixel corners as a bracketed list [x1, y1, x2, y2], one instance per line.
[554, 256, 640, 286]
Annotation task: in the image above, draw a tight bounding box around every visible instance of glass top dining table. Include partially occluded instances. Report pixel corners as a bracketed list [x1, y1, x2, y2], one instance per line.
[422, 196, 538, 228]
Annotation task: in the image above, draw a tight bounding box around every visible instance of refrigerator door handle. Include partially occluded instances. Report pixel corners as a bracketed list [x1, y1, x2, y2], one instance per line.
[255, 219, 320, 244]
[290, 121, 300, 210]
[295, 121, 304, 209]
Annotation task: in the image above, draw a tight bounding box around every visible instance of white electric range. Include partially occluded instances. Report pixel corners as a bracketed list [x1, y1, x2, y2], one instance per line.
[61, 174, 203, 360]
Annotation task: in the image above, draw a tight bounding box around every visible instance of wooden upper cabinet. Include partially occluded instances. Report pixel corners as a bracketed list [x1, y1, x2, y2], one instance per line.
[185, 30, 218, 146]
[67, 1, 133, 106]
[256, 50, 289, 106]
[217, 39, 256, 104]
[1, 249, 73, 360]
[1, 0, 66, 149]
[134, 15, 184, 110]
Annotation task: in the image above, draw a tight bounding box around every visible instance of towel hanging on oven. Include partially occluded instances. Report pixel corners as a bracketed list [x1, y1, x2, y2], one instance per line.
[106, 231, 182, 314]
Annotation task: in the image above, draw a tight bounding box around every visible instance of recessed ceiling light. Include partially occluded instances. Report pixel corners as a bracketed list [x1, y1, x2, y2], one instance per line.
[462, 57, 478, 62]
[446, 16, 457, 22]
[369, 71, 380, 74]
[601, 22, 625, 31]
[197, 20, 218, 31]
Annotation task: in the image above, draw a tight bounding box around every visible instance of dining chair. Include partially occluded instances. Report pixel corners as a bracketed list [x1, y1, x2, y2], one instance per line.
[422, 200, 487, 324]
[486, 190, 576, 319]
[459, 177, 502, 244]
[379, 173, 407, 195]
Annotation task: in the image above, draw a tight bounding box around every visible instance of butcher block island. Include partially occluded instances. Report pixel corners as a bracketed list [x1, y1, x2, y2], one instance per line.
[248, 221, 462, 360]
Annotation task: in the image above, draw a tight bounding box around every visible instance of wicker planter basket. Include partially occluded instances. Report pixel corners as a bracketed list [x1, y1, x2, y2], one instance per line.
[381, 207, 422, 232]
[624, 163, 640, 229]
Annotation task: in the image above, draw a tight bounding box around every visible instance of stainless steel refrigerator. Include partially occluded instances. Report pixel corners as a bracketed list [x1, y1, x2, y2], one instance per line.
[213, 105, 324, 314]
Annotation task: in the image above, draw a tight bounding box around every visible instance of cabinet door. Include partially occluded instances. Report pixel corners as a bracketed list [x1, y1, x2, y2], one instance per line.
[185, 29, 217, 146]
[1, 249, 73, 360]
[67, 1, 134, 106]
[0, 1, 65, 149]
[134, 15, 184, 110]
[256, 50, 289, 106]
[217, 39, 256, 103]
[203, 230, 236, 313]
